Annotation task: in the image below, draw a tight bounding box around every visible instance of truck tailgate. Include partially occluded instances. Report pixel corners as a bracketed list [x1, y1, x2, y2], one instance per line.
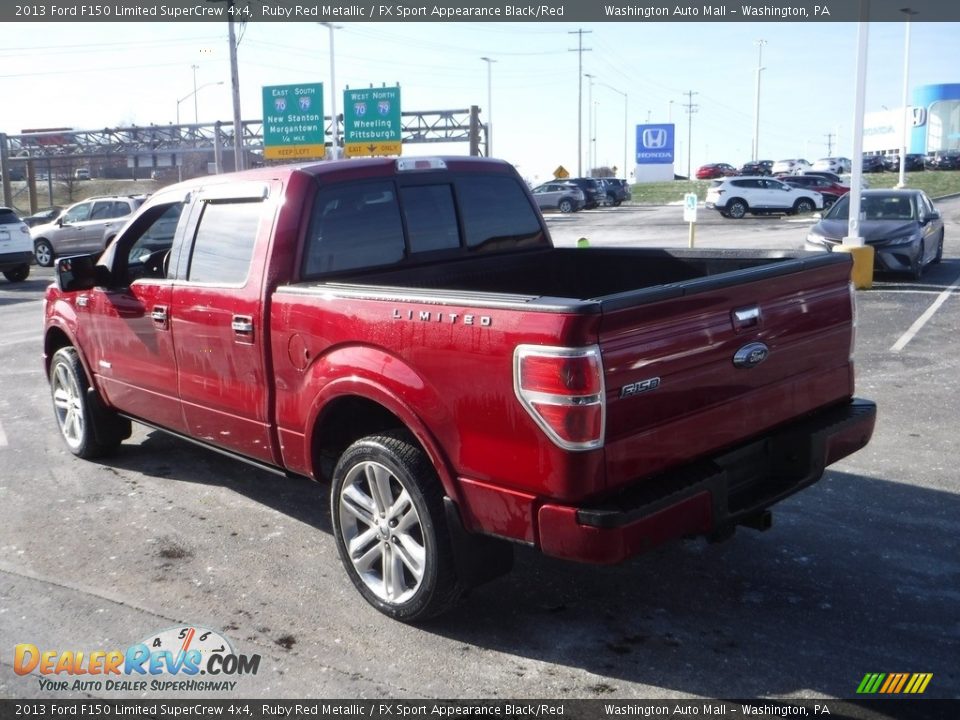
[599, 254, 855, 493]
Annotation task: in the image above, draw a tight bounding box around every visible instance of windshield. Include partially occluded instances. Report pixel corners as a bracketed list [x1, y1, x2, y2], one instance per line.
[826, 194, 916, 221]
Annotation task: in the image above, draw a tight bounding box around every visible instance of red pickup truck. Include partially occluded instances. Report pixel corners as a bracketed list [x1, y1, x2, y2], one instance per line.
[43, 157, 876, 621]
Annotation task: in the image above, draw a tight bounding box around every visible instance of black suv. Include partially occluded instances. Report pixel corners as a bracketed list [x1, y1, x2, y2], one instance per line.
[566, 178, 605, 209]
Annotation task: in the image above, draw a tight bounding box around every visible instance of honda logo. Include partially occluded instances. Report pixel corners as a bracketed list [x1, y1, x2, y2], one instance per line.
[642, 128, 668, 149]
[911, 106, 926, 127]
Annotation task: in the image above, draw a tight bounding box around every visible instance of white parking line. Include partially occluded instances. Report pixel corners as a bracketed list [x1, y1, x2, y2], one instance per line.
[890, 277, 960, 353]
[0, 420, 7, 448]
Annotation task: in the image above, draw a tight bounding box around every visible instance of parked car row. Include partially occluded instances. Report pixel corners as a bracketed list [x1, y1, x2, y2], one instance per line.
[530, 177, 631, 213]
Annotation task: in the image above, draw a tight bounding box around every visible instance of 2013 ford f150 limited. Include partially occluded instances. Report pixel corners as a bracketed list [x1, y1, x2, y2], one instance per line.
[43, 157, 876, 621]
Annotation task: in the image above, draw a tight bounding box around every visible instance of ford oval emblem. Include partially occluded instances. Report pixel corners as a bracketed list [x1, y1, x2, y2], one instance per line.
[733, 342, 769, 369]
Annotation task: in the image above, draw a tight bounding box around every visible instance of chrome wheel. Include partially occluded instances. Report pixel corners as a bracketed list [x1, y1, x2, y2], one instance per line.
[338, 460, 426, 604]
[331, 432, 462, 621]
[51, 356, 85, 451]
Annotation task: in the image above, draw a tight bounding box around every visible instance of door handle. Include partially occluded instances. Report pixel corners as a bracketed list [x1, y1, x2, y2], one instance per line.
[151, 305, 170, 330]
[231, 316, 254, 334]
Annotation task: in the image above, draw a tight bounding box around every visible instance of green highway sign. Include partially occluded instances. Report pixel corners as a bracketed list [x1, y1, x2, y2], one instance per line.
[343, 86, 402, 157]
[262, 83, 325, 160]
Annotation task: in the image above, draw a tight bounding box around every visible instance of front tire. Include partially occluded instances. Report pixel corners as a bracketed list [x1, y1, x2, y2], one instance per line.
[3, 264, 29, 282]
[49, 347, 129, 458]
[910, 241, 926, 281]
[35, 239, 54, 267]
[726, 199, 748, 219]
[933, 231, 944, 264]
[331, 431, 461, 622]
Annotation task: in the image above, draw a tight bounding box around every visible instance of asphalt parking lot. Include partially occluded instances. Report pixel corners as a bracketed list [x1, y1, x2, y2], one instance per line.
[1, 199, 958, 702]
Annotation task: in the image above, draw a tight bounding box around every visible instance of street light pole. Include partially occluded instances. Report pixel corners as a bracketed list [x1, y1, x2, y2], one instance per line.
[191, 64, 200, 124]
[480, 56, 496, 157]
[752, 39, 767, 162]
[176, 81, 225, 126]
[319, 23, 341, 160]
[598, 82, 628, 180]
[584, 73, 595, 176]
[897, 8, 918, 189]
[176, 80, 224, 182]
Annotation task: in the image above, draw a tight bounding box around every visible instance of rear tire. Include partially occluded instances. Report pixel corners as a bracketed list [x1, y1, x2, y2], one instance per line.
[794, 198, 815, 214]
[726, 199, 747, 219]
[558, 199, 574, 213]
[331, 431, 461, 622]
[3, 265, 29, 282]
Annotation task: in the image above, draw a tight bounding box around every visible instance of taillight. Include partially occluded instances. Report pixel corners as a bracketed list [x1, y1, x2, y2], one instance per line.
[849, 281, 858, 363]
[514, 345, 605, 451]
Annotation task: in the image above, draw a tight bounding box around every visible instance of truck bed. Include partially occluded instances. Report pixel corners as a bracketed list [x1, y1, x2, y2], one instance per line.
[333, 247, 846, 309]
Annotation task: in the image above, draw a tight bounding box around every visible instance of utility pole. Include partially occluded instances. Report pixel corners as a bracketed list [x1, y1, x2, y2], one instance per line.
[684, 90, 699, 180]
[825, 132, 835, 155]
[227, 0, 244, 171]
[568, 29, 592, 177]
[480, 56, 496, 157]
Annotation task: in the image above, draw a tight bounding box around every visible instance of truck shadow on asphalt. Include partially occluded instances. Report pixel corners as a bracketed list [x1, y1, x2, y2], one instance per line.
[431, 470, 959, 698]
[96, 434, 958, 698]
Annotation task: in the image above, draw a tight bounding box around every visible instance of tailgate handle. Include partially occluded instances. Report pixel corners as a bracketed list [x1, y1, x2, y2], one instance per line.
[732, 306, 761, 331]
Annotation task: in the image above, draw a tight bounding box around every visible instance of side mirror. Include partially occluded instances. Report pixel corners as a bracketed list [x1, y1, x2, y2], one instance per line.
[56, 254, 110, 292]
[56, 217, 65, 227]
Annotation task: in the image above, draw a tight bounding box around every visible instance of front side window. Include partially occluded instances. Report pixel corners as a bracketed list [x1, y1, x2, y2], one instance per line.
[187, 201, 261, 285]
[63, 203, 91, 223]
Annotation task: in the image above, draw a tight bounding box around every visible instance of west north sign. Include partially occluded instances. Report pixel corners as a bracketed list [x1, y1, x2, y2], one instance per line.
[343, 86, 402, 157]
[262, 83, 326, 160]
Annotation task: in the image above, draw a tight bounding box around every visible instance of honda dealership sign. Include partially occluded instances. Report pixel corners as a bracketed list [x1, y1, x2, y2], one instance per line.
[636, 124, 675, 164]
[634, 123, 676, 183]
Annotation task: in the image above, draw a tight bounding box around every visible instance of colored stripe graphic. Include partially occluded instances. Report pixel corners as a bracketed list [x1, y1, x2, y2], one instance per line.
[857, 673, 932, 694]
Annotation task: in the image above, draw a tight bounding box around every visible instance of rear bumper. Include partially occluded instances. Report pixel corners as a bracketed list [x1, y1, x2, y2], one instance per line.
[537, 398, 876, 564]
[0, 251, 33, 271]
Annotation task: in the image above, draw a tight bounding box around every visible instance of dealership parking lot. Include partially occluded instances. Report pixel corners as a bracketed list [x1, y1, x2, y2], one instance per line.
[1, 200, 958, 701]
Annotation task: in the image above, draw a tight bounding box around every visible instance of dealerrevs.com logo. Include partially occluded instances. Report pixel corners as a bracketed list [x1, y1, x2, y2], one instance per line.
[14, 626, 261, 693]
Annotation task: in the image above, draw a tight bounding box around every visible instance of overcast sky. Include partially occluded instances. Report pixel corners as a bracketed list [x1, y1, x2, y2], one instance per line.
[3, 20, 958, 181]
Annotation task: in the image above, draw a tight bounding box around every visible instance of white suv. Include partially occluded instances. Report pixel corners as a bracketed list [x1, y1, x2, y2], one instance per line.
[705, 176, 823, 219]
[0, 207, 32, 282]
[771, 158, 812, 175]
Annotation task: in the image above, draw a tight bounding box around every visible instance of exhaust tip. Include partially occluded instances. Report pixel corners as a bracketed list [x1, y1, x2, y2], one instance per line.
[739, 510, 773, 532]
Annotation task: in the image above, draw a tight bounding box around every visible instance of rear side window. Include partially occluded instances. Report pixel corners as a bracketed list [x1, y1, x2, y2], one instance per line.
[400, 184, 460, 253]
[0, 209, 20, 224]
[456, 175, 543, 250]
[304, 181, 405, 276]
[187, 201, 261, 285]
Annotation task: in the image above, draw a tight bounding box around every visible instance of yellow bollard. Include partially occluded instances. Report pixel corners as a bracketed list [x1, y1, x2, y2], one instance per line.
[833, 244, 875, 290]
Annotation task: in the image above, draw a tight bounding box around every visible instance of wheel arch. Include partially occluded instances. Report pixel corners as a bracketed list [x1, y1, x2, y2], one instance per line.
[306, 382, 460, 506]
